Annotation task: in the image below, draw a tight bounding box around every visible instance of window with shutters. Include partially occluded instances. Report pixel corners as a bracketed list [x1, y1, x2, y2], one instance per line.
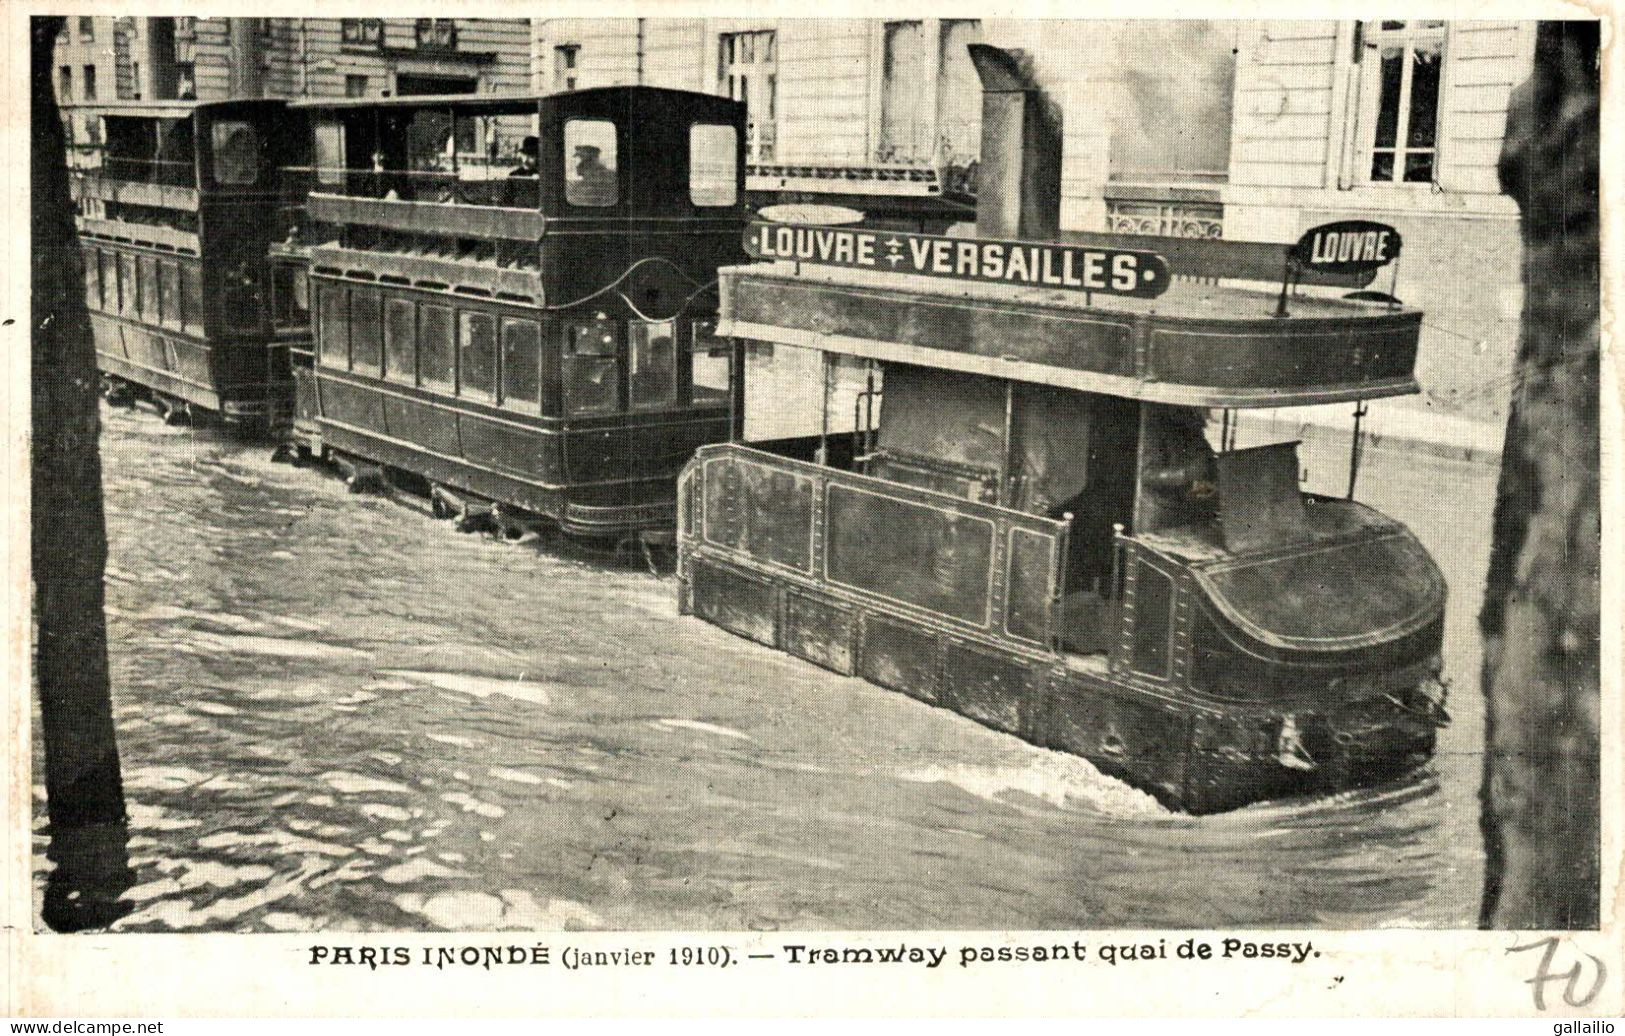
[1358, 21, 1446, 184]
[341, 19, 383, 48]
[553, 45, 579, 92]
[718, 31, 775, 161]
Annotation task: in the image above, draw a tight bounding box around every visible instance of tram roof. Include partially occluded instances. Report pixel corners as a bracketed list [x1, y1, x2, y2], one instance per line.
[289, 85, 715, 113]
[60, 98, 288, 119]
[717, 261, 1424, 409]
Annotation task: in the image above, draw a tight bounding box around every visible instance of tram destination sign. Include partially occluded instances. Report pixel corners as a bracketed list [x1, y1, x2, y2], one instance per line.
[1289, 219, 1403, 274]
[744, 221, 1170, 299]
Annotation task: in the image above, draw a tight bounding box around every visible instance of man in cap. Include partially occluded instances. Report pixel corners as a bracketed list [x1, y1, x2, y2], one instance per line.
[568, 143, 616, 206]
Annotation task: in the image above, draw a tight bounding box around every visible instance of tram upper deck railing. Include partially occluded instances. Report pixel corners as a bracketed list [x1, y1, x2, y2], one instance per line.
[70, 160, 200, 212]
[717, 252, 1423, 409]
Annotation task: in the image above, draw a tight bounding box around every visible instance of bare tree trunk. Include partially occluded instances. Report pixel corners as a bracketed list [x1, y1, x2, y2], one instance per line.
[31, 15, 131, 931]
[1479, 20, 1600, 930]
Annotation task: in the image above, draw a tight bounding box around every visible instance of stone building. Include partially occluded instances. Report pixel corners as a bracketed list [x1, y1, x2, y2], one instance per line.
[53, 17, 1535, 424]
[50, 16, 120, 153]
[1221, 19, 1536, 424]
[82, 18, 531, 102]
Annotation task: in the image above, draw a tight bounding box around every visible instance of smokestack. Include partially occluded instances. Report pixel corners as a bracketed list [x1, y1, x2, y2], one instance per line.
[968, 44, 1062, 242]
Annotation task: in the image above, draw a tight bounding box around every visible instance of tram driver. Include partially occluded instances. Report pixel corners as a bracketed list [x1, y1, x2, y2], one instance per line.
[567, 144, 617, 207]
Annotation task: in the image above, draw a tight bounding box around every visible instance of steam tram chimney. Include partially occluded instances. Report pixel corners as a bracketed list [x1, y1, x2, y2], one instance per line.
[966, 44, 1062, 242]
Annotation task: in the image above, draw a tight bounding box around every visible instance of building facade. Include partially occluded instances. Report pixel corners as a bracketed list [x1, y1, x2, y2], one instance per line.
[1221, 19, 1535, 422]
[51, 16, 120, 152]
[55, 17, 1533, 422]
[66, 17, 531, 103]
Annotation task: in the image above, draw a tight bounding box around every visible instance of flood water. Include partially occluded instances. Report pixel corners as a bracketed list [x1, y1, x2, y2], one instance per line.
[34, 403, 1498, 931]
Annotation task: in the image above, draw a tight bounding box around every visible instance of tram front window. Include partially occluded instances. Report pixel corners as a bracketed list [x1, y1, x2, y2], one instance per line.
[563, 319, 621, 416]
[689, 124, 738, 207]
[690, 318, 730, 405]
[564, 120, 618, 207]
[211, 120, 262, 187]
[629, 321, 677, 409]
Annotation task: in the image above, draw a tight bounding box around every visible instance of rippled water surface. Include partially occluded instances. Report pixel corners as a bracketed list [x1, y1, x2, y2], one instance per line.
[33, 405, 1497, 931]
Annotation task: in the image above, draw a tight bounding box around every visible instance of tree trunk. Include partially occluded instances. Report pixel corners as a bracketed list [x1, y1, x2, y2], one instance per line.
[31, 15, 132, 931]
[1479, 20, 1600, 930]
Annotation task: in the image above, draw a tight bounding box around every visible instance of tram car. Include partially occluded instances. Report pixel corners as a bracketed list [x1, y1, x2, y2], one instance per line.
[676, 46, 1449, 815]
[276, 88, 748, 541]
[66, 99, 306, 428]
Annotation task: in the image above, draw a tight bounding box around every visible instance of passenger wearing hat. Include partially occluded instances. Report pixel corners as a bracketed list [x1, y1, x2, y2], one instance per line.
[502, 135, 540, 207]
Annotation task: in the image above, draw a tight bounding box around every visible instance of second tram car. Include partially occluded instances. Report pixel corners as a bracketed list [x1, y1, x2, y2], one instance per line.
[68, 99, 306, 428]
[277, 88, 749, 541]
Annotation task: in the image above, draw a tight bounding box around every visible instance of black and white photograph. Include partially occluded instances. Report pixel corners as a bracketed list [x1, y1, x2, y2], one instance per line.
[13, 6, 1612, 1019]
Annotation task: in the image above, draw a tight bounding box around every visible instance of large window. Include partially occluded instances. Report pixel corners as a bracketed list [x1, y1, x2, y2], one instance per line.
[689, 124, 738, 207]
[58, 66, 71, 103]
[418, 304, 455, 391]
[118, 254, 138, 315]
[349, 288, 383, 377]
[211, 121, 262, 186]
[317, 285, 348, 370]
[270, 263, 307, 332]
[160, 262, 182, 330]
[563, 120, 618, 207]
[458, 312, 496, 401]
[1361, 21, 1445, 184]
[139, 256, 160, 324]
[629, 320, 677, 409]
[500, 319, 541, 412]
[82, 65, 97, 102]
[78, 17, 94, 42]
[180, 264, 204, 335]
[563, 318, 620, 416]
[341, 19, 383, 48]
[719, 31, 776, 161]
[383, 299, 415, 381]
[690, 319, 730, 405]
[553, 45, 579, 92]
[83, 248, 100, 312]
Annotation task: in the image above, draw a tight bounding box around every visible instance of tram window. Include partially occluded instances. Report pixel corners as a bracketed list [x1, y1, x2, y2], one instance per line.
[458, 312, 496, 402]
[499, 319, 540, 412]
[158, 261, 182, 329]
[689, 125, 738, 207]
[629, 320, 677, 409]
[139, 256, 160, 324]
[211, 120, 262, 187]
[180, 264, 204, 335]
[317, 285, 349, 369]
[118, 254, 138, 315]
[562, 319, 621, 416]
[383, 298, 415, 382]
[100, 251, 118, 314]
[314, 121, 345, 188]
[349, 288, 383, 377]
[690, 318, 730, 405]
[270, 264, 308, 332]
[418, 304, 455, 391]
[1129, 564, 1175, 678]
[82, 248, 100, 311]
[563, 120, 618, 207]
